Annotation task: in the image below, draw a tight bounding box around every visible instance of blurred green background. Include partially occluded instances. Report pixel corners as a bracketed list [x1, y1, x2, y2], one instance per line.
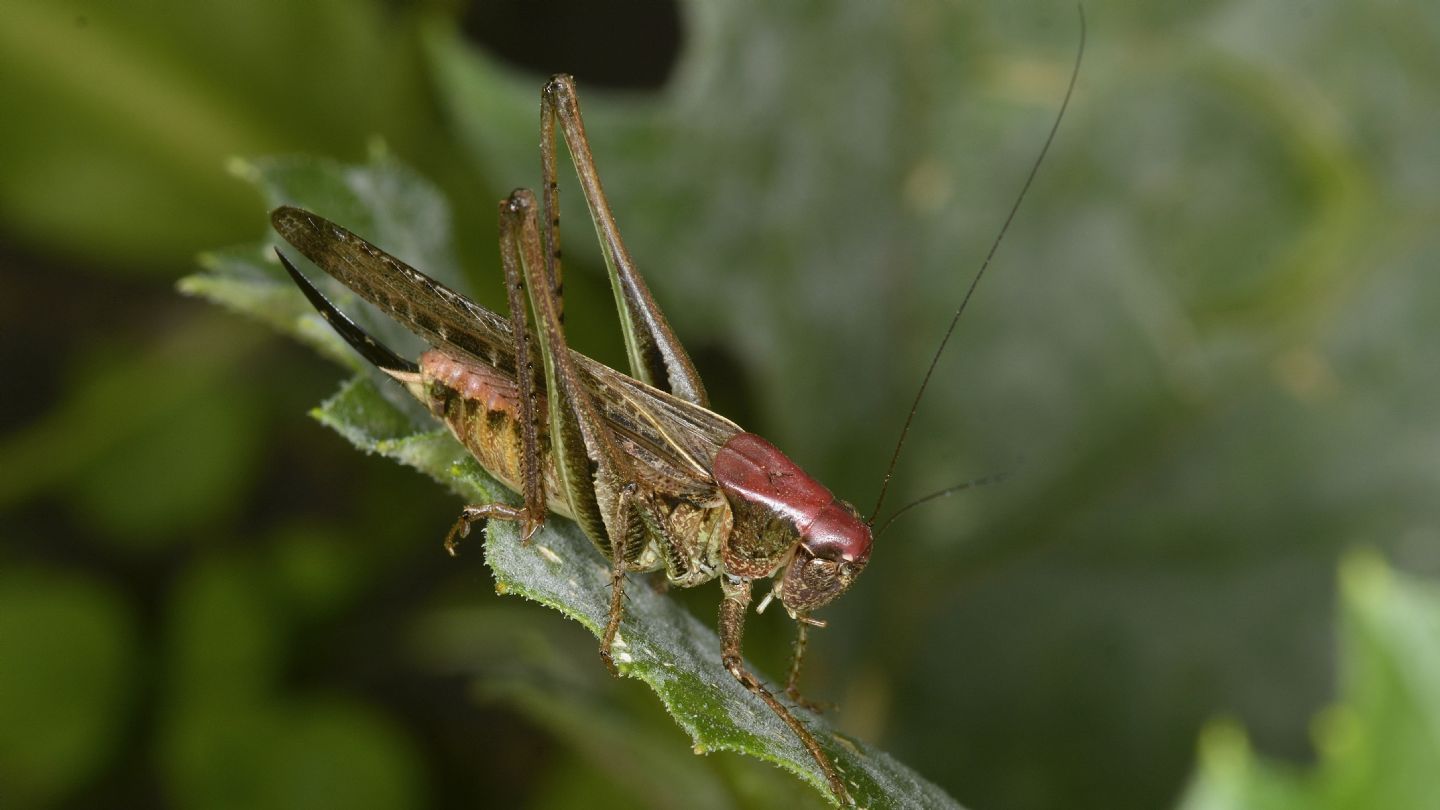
[3, 1, 1439, 808]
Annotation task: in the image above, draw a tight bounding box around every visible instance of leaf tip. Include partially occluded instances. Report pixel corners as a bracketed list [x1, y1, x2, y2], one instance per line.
[1196, 717, 1252, 775]
[1340, 548, 1389, 604]
[1311, 703, 1360, 760]
[175, 274, 204, 297]
[226, 155, 259, 182]
[194, 251, 220, 271]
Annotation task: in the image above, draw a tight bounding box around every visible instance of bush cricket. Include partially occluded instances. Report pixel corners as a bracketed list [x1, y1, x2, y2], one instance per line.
[272, 22, 1081, 805]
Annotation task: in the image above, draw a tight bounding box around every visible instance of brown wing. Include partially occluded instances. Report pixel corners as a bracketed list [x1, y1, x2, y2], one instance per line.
[272, 206, 742, 492]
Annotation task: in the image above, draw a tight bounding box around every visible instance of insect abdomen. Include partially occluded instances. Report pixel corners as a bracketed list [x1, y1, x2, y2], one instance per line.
[418, 349, 573, 520]
[419, 349, 732, 587]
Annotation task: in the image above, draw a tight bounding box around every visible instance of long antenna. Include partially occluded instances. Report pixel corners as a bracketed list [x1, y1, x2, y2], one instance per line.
[875, 470, 1013, 538]
[868, 7, 1086, 526]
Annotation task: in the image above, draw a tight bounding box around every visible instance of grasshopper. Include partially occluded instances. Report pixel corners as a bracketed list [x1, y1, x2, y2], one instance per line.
[273, 30, 1081, 803]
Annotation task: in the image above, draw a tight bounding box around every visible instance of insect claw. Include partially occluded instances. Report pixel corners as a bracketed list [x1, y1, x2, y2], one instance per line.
[519, 516, 543, 546]
[444, 511, 480, 557]
[755, 591, 775, 614]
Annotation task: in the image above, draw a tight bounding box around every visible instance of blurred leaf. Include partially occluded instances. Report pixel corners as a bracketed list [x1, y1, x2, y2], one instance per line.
[186, 153, 961, 807]
[165, 554, 286, 704]
[265, 699, 425, 810]
[160, 553, 424, 810]
[1176, 553, 1440, 810]
[266, 521, 375, 621]
[0, 567, 138, 808]
[0, 316, 266, 548]
[0, 0, 438, 269]
[72, 371, 264, 544]
[162, 697, 424, 810]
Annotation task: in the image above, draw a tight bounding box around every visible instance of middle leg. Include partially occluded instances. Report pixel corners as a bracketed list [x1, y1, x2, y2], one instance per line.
[500, 187, 652, 670]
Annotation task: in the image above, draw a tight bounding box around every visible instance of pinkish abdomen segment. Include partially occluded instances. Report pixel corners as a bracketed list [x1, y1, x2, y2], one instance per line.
[422, 349, 527, 417]
[418, 349, 572, 519]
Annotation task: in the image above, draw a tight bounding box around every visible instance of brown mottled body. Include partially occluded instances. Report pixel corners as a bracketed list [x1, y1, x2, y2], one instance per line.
[414, 347, 738, 588]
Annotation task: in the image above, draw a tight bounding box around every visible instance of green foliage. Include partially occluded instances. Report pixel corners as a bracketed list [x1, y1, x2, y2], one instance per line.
[158, 554, 424, 810]
[1177, 554, 1440, 810]
[182, 153, 961, 808]
[0, 570, 137, 807]
[0, 0, 446, 269]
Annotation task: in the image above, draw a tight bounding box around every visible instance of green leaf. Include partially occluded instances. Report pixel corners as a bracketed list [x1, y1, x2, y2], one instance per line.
[1175, 553, 1440, 810]
[0, 568, 139, 808]
[185, 153, 961, 807]
[412, 605, 776, 810]
[0, 0, 439, 270]
[0, 315, 267, 546]
[157, 553, 425, 810]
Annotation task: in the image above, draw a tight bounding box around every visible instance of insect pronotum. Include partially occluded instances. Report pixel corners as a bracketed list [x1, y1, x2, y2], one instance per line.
[273, 18, 1082, 806]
